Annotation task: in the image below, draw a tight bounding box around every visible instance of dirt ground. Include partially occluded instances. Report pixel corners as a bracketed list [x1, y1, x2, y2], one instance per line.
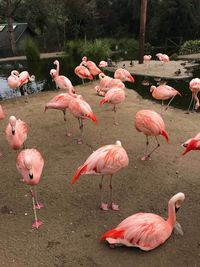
[0, 81, 200, 267]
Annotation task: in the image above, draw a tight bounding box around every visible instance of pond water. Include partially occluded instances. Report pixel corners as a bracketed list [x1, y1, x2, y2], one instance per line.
[0, 57, 199, 111]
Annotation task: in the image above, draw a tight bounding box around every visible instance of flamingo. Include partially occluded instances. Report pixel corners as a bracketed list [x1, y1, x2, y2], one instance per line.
[0, 105, 5, 120]
[135, 110, 169, 160]
[7, 70, 21, 89]
[50, 60, 75, 93]
[16, 148, 44, 229]
[187, 78, 200, 112]
[5, 116, 28, 150]
[181, 132, 200, 155]
[68, 95, 97, 144]
[114, 68, 135, 83]
[19, 71, 35, 87]
[82, 56, 102, 78]
[70, 140, 129, 210]
[100, 192, 185, 251]
[150, 84, 181, 110]
[74, 61, 93, 84]
[143, 55, 152, 69]
[44, 93, 76, 136]
[99, 87, 125, 125]
[98, 60, 108, 72]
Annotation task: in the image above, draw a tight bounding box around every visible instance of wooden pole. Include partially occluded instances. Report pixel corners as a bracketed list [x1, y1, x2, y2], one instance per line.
[138, 0, 147, 64]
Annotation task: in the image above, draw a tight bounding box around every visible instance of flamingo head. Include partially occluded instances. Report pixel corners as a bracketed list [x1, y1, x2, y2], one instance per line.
[116, 140, 122, 146]
[174, 193, 185, 213]
[53, 60, 59, 65]
[50, 69, 56, 78]
[82, 56, 87, 62]
[182, 139, 199, 155]
[9, 116, 17, 134]
[150, 85, 156, 93]
[24, 156, 33, 180]
[11, 70, 20, 76]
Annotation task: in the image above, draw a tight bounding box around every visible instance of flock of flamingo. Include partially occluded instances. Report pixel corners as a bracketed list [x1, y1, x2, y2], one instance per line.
[0, 54, 200, 252]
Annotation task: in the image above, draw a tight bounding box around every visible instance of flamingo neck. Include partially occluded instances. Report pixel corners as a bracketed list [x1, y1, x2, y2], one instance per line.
[167, 198, 176, 228]
[55, 61, 60, 76]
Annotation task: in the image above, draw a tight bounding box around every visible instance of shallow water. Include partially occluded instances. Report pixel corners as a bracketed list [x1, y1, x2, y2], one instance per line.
[0, 57, 199, 111]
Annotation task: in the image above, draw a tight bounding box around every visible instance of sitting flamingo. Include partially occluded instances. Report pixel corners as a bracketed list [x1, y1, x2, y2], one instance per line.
[100, 192, 185, 251]
[5, 116, 28, 150]
[100, 87, 125, 125]
[150, 84, 181, 110]
[16, 148, 44, 229]
[71, 140, 129, 210]
[114, 68, 135, 83]
[68, 95, 97, 144]
[50, 60, 75, 93]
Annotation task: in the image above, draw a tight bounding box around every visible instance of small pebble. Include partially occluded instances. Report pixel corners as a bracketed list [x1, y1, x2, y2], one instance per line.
[25, 213, 28, 216]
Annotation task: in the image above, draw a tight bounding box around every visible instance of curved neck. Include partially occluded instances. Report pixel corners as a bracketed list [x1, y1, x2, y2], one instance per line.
[167, 199, 176, 228]
[54, 61, 60, 76]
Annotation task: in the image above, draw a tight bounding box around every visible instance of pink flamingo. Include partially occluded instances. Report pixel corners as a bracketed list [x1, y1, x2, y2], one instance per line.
[19, 71, 35, 87]
[44, 93, 76, 136]
[70, 140, 129, 210]
[16, 148, 44, 229]
[5, 116, 28, 150]
[99, 60, 108, 68]
[156, 53, 170, 64]
[187, 78, 200, 112]
[68, 95, 97, 144]
[135, 110, 169, 160]
[100, 192, 185, 251]
[181, 132, 200, 155]
[100, 87, 125, 125]
[82, 56, 102, 78]
[74, 61, 93, 84]
[144, 55, 152, 61]
[150, 84, 181, 110]
[7, 70, 21, 89]
[50, 60, 75, 93]
[114, 68, 135, 83]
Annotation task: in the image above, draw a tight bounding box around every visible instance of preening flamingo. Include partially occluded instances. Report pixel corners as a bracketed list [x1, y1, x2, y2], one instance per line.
[50, 60, 75, 93]
[114, 68, 135, 83]
[74, 61, 93, 84]
[7, 70, 21, 89]
[70, 140, 129, 210]
[68, 95, 97, 144]
[150, 84, 181, 110]
[5, 116, 28, 150]
[156, 53, 170, 63]
[82, 56, 101, 78]
[45, 93, 77, 136]
[19, 71, 35, 87]
[16, 148, 44, 229]
[99, 87, 125, 125]
[135, 110, 169, 160]
[181, 132, 200, 155]
[100, 192, 185, 251]
[187, 78, 200, 112]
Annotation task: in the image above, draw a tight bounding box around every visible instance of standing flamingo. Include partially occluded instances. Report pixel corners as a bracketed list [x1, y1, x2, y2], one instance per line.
[100, 192, 185, 251]
[143, 55, 152, 69]
[150, 84, 181, 110]
[70, 140, 129, 210]
[135, 110, 169, 160]
[7, 70, 21, 89]
[44, 93, 76, 136]
[5, 116, 28, 150]
[16, 148, 44, 229]
[74, 61, 93, 84]
[68, 95, 97, 144]
[181, 132, 200, 155]
[114, 68, 135, 83]
[50, 60, 75, 93]
[187, 78, 200, 112]
[99, 87, 125, 125]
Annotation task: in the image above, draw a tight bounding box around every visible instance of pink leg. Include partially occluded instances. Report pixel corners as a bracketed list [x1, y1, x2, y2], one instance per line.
[63, 110, 72, 137]
[30, 187, 43, 229]
[140, 135, 150, 161]
[99, 175, 109, 210]
[109, 175, 119, 211]
[77, 118, 83, 144]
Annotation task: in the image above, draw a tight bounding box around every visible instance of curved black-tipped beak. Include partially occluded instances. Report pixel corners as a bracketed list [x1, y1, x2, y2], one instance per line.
[175, 207, 180, 213]
[29, 173, 33, 179]
[12, 130, 15, 135]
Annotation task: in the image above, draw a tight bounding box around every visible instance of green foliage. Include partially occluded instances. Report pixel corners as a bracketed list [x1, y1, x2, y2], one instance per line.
[179, 40, 200, 55]
[24, 39, 40, 62]
[116, 38, 139, 60]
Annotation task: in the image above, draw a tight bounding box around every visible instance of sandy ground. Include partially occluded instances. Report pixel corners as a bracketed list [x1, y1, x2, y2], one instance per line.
[0, 81, 200, 267]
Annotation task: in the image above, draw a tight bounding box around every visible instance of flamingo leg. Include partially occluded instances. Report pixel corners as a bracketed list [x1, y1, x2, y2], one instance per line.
[99, 175, 108, 210]
[29, 187, 43, 229]
[165, 95, 176, 110]
[147, 136, 160, 159]
[113, 105, 119, 126]
[34, 188, 44, 209]
[77, 118, 83, 144]
[82, 79, 84, 85]
[109, 175, 119, 211]
[63, 110, 71, 137]
[141, 135, 149, 160]
[186, 94, 194, 113]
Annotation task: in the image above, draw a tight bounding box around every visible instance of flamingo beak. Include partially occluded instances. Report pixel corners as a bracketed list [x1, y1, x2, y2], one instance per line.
[182, 139, 198, 155]
[175, 207, 180, 213]
[29, 170, 33, 179]
[12, 129, 15, 135]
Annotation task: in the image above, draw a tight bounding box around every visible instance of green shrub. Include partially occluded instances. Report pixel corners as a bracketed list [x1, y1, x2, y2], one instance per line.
[24, 39, 40, 62]
[64, 39, 85, 59]
[114, 38, 139, 60]
[179, 40, 200, 55]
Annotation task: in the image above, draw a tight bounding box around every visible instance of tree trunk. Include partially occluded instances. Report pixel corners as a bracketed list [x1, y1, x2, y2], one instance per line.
[6, 0, 17, 56]
[138, 0, 147, 64]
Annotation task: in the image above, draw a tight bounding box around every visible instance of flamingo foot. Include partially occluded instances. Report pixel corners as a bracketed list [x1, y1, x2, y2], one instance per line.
[111, 202, 119, 211]
[77, 139, 83, 145]
[100, 203, 109, 211]
[32, 219, 43, 229]
[140, 155, 151, 161]
[34, 203, 44, 209]
[66, 132, 71, 137]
